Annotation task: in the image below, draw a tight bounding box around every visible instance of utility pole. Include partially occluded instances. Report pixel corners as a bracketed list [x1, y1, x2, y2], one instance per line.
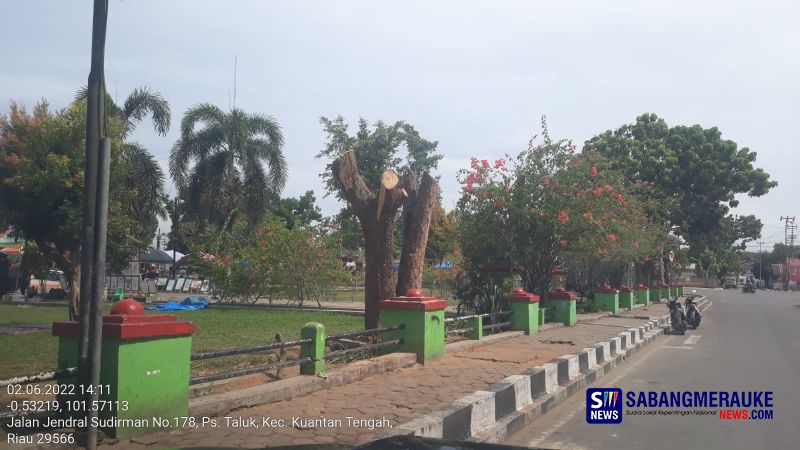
[171, 197, 178, 276]
[780, 216, 795, 290]
[757, 240, 764, 287]
[77, 1, 110, 448]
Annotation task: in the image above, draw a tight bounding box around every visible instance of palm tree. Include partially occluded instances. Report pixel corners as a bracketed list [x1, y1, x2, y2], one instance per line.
[169, 104, 286, 227]
[75, 86, 171, 137]
[75, 86, 170, 243]
[120, 143, 168, 240]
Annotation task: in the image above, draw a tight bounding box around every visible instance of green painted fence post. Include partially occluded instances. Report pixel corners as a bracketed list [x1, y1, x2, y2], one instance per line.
[509, 287, 541, 334]
[544, 289, 577, 326]
[678, 284, 684, 296]
[52, 299, 195, 439]
[649, 285, 661, 303]
[619, 286, 635, 310]
[660, 283, 670, 300]
[380, 289, 447, 364]
[593, 285, 619, 314]
[468, 315, 483, 340]
[300, 322, 325, 375]
[635, 284, 650, 305]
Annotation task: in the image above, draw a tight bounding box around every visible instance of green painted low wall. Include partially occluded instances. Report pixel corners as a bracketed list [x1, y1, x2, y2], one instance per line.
[635, 289, 649, 305]
[594, 292, 619, 314]
[619, 291, 635, 310]
[57, 335, 192, 439]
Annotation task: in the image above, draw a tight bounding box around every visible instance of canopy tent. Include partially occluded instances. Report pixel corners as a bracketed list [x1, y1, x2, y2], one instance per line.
[139, 248, 175, 264]
[0, 230, 23, 257]
[164, 250, 185, 262]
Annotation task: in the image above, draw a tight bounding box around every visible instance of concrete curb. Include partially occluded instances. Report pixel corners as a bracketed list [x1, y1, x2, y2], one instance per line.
[375, 304, 706, 444]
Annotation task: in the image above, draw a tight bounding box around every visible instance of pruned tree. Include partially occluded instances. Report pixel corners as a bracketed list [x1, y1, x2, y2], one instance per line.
[318, 117, 440, 328]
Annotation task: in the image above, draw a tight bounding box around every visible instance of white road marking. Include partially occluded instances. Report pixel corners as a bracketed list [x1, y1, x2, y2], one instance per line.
[661, 346, 695, 350]
[525, 398, 584, 447]
[683, 335, 702, 346]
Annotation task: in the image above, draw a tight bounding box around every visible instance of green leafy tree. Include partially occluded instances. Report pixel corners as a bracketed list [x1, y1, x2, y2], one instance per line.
[170, 104, 287, 228]
[425, 202, 457, 263]
[585, 113, 775, 253]
[0, 100, 165, 318]
[269, 190, 323, 229]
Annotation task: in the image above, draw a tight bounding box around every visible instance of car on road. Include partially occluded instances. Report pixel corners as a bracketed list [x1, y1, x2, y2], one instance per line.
[722, 276, 737, 289]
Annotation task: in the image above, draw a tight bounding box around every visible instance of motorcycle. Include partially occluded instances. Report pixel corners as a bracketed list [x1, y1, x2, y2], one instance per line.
[685, 295, 701, 329]
[742, 283, 756, 294]
[668, 297, 688, 334]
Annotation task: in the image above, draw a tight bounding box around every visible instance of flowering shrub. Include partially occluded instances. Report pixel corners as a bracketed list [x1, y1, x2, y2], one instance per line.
[457, 117, 668, 298]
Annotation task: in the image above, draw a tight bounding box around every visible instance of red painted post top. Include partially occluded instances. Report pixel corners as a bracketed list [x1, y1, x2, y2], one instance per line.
[634, 284, 649, 291]
[546, 288, 578, 301]
[379, 289, 448, 312]
[52, 300, 196, 341]
[619, 285, 634, 293]
[508, 287, 540, 303]
[594, 284, 618, 294]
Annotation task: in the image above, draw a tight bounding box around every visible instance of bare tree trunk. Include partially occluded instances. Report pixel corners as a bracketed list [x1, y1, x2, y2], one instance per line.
[332, 151, 405, 329]
[397, 173, 438, 296]
[362, 215, 397, 329]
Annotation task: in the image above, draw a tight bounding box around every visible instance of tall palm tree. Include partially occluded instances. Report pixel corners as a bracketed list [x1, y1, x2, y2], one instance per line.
[75, 86, 171, 137]
[169, 104, 286, 227]
[120, 143, 168, 239]
[75, 86, 170, 243]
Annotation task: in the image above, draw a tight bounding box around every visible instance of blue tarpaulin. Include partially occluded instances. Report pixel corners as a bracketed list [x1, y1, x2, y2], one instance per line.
[145, 296, 209, 311]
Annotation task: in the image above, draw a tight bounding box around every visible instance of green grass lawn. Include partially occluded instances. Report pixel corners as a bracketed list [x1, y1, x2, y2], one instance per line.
[0, 304, 363, 379]
[0, 304, 71, 325]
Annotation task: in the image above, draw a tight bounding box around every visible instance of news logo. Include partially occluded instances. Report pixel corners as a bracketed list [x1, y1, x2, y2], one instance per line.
[587, 388, 623, 423]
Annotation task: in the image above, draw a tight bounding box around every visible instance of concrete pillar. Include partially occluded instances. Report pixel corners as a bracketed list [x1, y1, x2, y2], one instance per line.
[508, 288, 540, 334]
[634, 284, 650, 305]
[380, 289, 447, 364]
[543, 288, 577, 326]
[619, 286, 635, 310]
[648, 285, 661, 303]
[593, 285, 619, 314]
[669, 284, 678, 297]
[659, 283, 670, 300]
[52, 299, 196, 439]
[300, 322, 325, 375]
[468, 315, 483, 340]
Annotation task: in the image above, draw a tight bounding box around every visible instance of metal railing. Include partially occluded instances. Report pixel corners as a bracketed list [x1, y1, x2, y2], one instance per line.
[0, 368, 78, 421]
[0, 367, 77, 388]
[188, 324, 404, 385]
[445, 310, 511, 337]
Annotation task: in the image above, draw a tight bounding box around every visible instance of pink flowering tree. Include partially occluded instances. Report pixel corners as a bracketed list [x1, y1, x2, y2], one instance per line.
[457, 117, 669, 301]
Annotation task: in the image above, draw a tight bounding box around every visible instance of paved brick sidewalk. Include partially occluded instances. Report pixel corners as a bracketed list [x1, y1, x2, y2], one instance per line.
[102, 315, 651, 449]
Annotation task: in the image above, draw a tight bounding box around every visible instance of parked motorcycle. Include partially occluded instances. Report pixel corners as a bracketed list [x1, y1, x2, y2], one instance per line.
[668, 297, 688, 334]
[685, 295, 701, 329]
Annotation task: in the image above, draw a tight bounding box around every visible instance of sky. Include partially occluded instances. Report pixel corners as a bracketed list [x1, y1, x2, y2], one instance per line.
[1, 0, 798, 249]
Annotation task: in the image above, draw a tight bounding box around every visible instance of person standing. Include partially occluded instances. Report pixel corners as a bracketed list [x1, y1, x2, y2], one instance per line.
[0, 254, 9, 298]
[18, 268, 30, 297]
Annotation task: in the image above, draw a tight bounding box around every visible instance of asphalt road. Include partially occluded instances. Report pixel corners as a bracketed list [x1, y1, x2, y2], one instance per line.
[503, 288, 800, 450]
